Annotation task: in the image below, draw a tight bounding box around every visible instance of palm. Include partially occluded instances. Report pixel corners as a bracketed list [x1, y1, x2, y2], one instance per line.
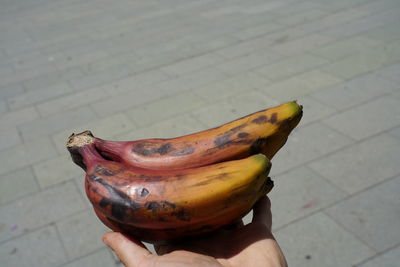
[103, 197, 287, 267]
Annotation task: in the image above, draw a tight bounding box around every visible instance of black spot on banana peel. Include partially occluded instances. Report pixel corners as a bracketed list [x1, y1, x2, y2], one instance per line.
[132, 142, 175, 156]
[237, 132, 250, 138]
[252, 115, 269, 124]
[270, 113, 278, 124]
[91, 101, 303, 170]
[90, 175, 141, 222]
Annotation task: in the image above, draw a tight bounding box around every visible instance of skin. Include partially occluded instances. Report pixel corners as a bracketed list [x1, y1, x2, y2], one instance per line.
[103, 196, 287, 267]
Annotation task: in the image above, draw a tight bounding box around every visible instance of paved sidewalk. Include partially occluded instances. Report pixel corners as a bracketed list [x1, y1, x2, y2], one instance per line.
[1, 0, 400, 266]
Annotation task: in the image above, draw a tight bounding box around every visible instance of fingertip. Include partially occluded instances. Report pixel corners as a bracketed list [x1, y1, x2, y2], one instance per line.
[102, 232, 124, 247]
[102, 232, 113, 246]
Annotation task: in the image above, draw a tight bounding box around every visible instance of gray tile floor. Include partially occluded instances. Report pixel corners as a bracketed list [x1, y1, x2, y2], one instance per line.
[1, 0, 400, 266]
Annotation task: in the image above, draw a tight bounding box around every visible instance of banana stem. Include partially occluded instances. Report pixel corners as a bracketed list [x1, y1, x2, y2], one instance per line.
[67, 131, 106, 170]
[93, 138, 126, 162]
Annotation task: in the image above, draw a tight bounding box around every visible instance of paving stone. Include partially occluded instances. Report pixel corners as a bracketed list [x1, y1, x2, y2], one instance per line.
[388, 126, 400, 139]
[57, 210, 109, 260]
[223, 71, 272, 89]
[275, 8, 328, 26]
[0, 137, 57, 176]
[311, 74, 398, 111]
[81, 52, 138, 75]
[374, 62, 400, 83]
[0, 168, 39, 206]
[101, 70, 170, 96]
[127, 52, 186, 75]
[253, 53, 330, 82]
[59, 65, 87, 81]
[36, 86, 110, 117]
[0, 63, 15, 77]
[73, 175, 92, 209]
[115, 113, 208, 141]
[310, 36, 383, 61]
[0, 106, 40, 127]
[33, 155, 84, 188]
[392, 90, 400, 100]
[0, 126, 21, 150]
[191, 35, 240, 52]
[269, 166, 347, 230]
[191, 90, 279, 128]
[7, 82, 74, 111]
[271, 122, 353, 175]
[321, 41, 400, 80]
[7, 50, 48, 71]
[90, 87, 161, 118]
[153, 67, 228, 95]
[308, 134, 400, 194]
[161, 53, 225, 76]
[363, 23, 400, 43]
[0, 62, 56, 86]
[358, 245, 400, 267]
[126, 91, 208, 127]
[261, 70, 342, 101]
[229, 22, 284, 40]
[93, 68, 226, 118]
[322, 7, 400, 38]
[215, 48, 284, 75]
[275, 212, 375, 267]
[69, 64, 131, 91]
[295, 95, 337, 125]
[227, 90, 280, 114]
[323, 96, 400, 140]
[0, 226, 67, 267]
[20, 71, 65, 92]
[19, 106, 98, 141]
[0, 83, 25, 100]
[358, 0, 400, 14]
[271, 0, 321, 16]
[0, 181, 86, 242]
[0, 99, 8, 113]
[297, 7, 372, 34]
[52, 113, 136, 154]
[271, 33, 336, 57]
[325, 175, 400, 252]
[62, 248, 117, 267]
[215, 27, 306, 59]
[52, 49, 109, 71]
[193, 71, 270, 102]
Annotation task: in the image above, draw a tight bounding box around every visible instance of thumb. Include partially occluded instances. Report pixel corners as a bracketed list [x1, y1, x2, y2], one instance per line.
[103, 232, 152, 267]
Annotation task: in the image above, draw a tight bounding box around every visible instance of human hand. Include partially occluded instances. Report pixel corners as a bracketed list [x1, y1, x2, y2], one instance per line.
[103, 196, 287, 267]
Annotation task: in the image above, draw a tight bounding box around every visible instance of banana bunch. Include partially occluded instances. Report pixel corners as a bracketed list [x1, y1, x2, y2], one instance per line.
[67, 101, 302, 243]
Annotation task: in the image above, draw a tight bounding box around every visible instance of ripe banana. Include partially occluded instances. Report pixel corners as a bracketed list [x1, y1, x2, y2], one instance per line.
[67, 134, 273, 243]
[91, 101, 302, 170]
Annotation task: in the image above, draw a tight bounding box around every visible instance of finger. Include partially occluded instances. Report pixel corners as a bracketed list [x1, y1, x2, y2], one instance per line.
[103, 232, 152, 267]
[252, 196, 272, 230]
